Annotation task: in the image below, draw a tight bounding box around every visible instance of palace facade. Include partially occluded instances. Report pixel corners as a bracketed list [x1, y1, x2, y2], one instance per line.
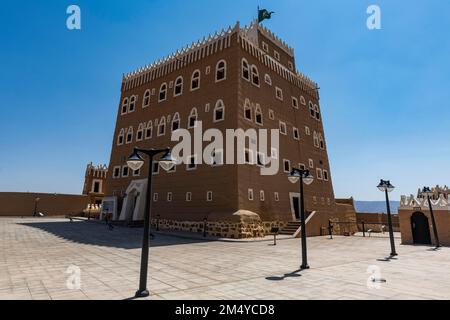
[102, 21, 354, 238]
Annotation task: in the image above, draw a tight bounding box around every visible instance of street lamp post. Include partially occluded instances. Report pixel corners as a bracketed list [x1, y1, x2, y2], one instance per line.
[127, 147, 176, 298]
[288, 168, 314, 270]
[422, 187, 440, 248]
[377, 179, 397, 257]
[33, 198, 40, 217]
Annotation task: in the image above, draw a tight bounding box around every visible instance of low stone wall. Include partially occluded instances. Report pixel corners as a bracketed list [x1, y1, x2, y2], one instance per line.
[151, 219, 287, 239]
[356, 212, 400, 232]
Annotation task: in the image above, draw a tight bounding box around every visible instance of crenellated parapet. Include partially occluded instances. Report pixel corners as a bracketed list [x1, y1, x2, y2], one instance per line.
[400, 194, 450, 210]
[85, 162, 108, 179]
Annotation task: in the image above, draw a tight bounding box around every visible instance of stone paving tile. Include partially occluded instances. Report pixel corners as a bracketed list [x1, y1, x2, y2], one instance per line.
[1, 217, 450, 300]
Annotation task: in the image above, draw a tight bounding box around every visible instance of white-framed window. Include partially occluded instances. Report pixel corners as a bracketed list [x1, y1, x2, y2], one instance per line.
[159, 83, 167, 102]
[260, 190, 265, 201]
[206, 191, 213, 202]
[152, 161, 160, 175]
[117, 129, 125, 146]
[313, 132, 320, 148]
[242, 58, 250, 81]
[323, 170, 329, 181]
[271, 147, 278, 160]
[283, 159, 291, 173]
[113, 166, 121, 179]
[133, 168, 141, 177]
[213, 99, 225, 122]
[186, 155, 197, 171]
[264, 74, 272, 86]
[274, 50, 280, 61]
[136, 123, 144, 141]
[268, 109, 275, 120]
[293, 127, 300, 140]
[171, 112, 180, 132]
[142, 90, 151, 108]
[309, 101, 315, 118]
[244, 99, 252, 121]
[319, 134, 325, 149]
[216, 60, 227, 82]
[300, 96, 306, 105]
[167, 192, 173, 202]
[244, 149, 254, 165]
[316, 168, 323, 180]
[121, 97, 129, 115]
[128, 96, 136, 113]
[174, 76, 183, 97]
[153, 193, 159, 202]
[211, 149, 224, 166]
[186, 192, 192, 202]
[292, 97, 299, 109]
[305, 126, 311, 136]
[257, 152, 266, 167]
[158, 117, 166, 136]
[248, 189, 254, 201]
[191, 70, 201, 91]
[274, 192, 280, 202]
[279, 121, 287, 135]
[314, 104, 321, 120]
[188, 108, 198, 129]
[275, 87, 283, 101]
[122, 166, 129, 178]
[205, 66, 211, 75]
[251, 65, 260, 87]
[299, 163, 306, 171]
[145, 121, 152, 140]
[309, 159, 314, 168]
[288, 61, 294, 70]
[262, 41, 269, 52]
[126, 127, 133, 144]
[255, 105, 263, 125]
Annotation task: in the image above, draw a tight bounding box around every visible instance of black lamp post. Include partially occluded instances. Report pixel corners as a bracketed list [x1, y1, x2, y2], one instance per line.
[377, 179, 397, 257]
[422, 187, 440, 248]
[33, 198, 40, 217]
[288, 168, 314, 270]
[127, 147, 176, 298]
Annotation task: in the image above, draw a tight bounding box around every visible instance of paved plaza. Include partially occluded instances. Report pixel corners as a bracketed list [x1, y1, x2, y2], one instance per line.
[0, 217, 449, 300]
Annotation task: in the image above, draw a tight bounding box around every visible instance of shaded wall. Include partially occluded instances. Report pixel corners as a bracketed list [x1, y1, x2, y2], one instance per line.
[0, 192, 89, 217]
[356, 212, 400, 232]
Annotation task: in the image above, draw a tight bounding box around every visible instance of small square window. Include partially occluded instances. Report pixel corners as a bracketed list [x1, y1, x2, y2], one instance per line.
[293, 127, 300, 140]
[268, 109, 275, 120]
[275, 87, 283, 101]
[206, 191, 213, 202]
[305, 126, 311, 136]
[292, 97, 298, 109]
[288, 61, 294, 70]
[262, 42, 269, 52]
[309, 159, 314, 168]
[274, 50, 280, 61]
[133, 169, 141, 177]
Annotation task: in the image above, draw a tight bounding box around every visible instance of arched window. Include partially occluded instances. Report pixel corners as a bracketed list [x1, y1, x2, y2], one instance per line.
[174, 76, 183, 97]
[188, 108, 198, 129]
[117, 128, 125, 145]
[214, 100, 225, 122]
[191, 70, 201, 91]
[251, 65, 260, 86]
[242, 59, 250, 81]
[172, 112, 180, 131]
[244, 99, 252, 121]
[129, 96, 136, 112]
[159, 83, 167, 102]
[264, 74, 272, 86]
[319, 134, 325, 149]
[313, 131, 320, 148]
[126, 126, 133, 144]
[314, 105, 321, 120]
[136, 123, 144, 141]
[158, 117, 166, 136]
[145, 121, 152, 140]
[142, 90, 151, 108]
[255, 104, 263, 125]
[216, 60, 226, 82]
[309, 102, 315, 118]
[121, 98, 129, 115]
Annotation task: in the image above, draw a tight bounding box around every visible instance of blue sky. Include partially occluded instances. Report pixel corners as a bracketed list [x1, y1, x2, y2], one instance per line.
[0, 0, 449, 200]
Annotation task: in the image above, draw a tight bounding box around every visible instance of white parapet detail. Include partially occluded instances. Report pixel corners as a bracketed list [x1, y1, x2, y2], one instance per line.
[400, 194, 450, 210]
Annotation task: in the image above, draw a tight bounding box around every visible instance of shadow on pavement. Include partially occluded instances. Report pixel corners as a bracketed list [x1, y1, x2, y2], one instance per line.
[265, 269, 303, 281]
[20, 220, 214, 249]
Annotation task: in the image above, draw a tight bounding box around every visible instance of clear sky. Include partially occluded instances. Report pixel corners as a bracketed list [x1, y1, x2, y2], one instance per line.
[0, 0, 449, 201]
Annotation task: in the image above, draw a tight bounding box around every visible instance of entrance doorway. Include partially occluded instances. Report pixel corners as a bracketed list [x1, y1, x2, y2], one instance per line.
[411, 212, 431, 245]
[291, 196, 300, 220]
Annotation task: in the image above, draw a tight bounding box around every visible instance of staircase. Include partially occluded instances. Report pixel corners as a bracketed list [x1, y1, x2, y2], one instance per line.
[279, 221, 302, 235]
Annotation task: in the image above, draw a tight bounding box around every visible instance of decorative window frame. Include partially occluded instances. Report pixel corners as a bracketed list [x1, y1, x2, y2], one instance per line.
[213, 99, 225, 123]
[122, 165, 129, 178]
[128, 95, 137, 113]
[121, 97, 129, 115]
[136, 123, 145, 142]
[244, 99, 253, 121]
[173, 76, 183, 97]
[159, 83, 168, 102]
[262, 41, 269, 52]
[171, 112, 181, 132]
[142, 90, 151, 108]
[248, 189, 254, 201]
[241, 58, 250, 81]
[188, 107, 198, 129]
[125, 126, 133, 144]
[279, 121, 287, 135]
[274, 50, 280, 61]
[275, 87, 283, 101]
[215, 59, 227, 83]
[293, 127, 300, 140]
[145, 121, 153, 140]
[283, 159, 291, 173]
[309, 159, 314, 168]
[264, 74, 272, 86]
[251, 65, 260, 87]
[157, 117, 166, 137]
[117, 128, 125, 146]
[206, 191, 213, 202]
[268, 109, 275, 120]
[190, 69, 201, 91]
[186, 192, 192, 202]
[255, 104, 263, 126]
[292, 97, 299, 109]
[112, 166, 121, 179]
